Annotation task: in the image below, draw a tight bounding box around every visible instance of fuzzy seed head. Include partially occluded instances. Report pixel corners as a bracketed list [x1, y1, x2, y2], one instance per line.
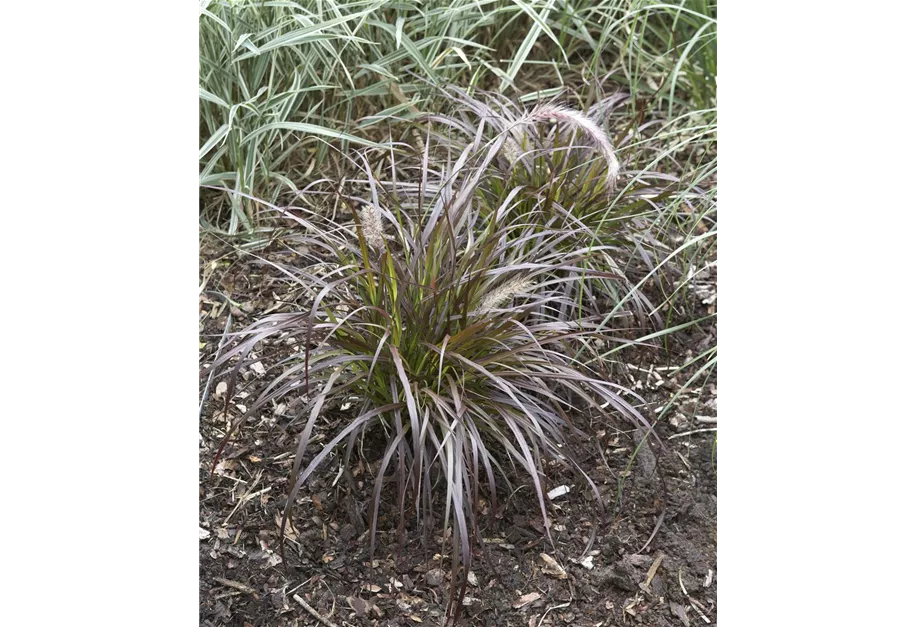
[527, 104, 620, 191]
[359, 204, 386, 250]
[501, 136, 524, 165]
[471, 277, 533, 317]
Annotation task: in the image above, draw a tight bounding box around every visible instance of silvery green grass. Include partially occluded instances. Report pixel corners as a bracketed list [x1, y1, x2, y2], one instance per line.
[211, 102, 662, 621]
[199, 0, 716, 238]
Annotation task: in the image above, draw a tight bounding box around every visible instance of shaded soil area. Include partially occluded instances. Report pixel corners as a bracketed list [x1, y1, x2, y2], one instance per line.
[199, 235, 717, 627]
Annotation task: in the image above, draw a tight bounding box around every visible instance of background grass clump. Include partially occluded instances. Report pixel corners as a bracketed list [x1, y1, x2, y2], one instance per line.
[200, 0, 716, 238]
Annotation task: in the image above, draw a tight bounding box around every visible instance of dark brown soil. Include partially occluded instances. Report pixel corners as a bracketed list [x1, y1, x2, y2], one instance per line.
[199, 235, 717, 627]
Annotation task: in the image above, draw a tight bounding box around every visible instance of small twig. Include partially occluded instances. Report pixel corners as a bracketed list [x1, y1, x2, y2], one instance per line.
[214, 473, 247, 485]
[212, 590, 242, 601]
[199, 300, 233, 419]
[678, 566, 689, 596]
[668, 427, 717, 440]
[677, 568, 713, 624]
[687, 595, 712, 624]
[222, 469, 262, 522]
[213, 577, 257, 597]
[537, 602, 571, 627]
[286, 579, 310, 597]
[319, 579, 337, 618]
[637, 506, 666, 554]
[645, 554, 664, 587]
[293, 594, 340, 627]
[675, 450, 692, 470]
[223, 482, 270, 526]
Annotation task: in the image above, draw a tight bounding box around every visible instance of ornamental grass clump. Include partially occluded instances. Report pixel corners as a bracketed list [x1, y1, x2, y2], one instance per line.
[212, 141, 654, 621]
[430, 91, 627, 232]
[427, 90, 658, 324]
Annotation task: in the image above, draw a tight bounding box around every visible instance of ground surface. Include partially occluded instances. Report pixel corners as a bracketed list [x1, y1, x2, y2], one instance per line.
[199, 235, 717, 627]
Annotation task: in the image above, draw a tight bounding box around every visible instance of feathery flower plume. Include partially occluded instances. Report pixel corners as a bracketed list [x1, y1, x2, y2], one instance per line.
[501, 136, 524, 165]
[526, 104, 620, 191]
[359, 204, 386, 250]
[471, 276, 533, 317]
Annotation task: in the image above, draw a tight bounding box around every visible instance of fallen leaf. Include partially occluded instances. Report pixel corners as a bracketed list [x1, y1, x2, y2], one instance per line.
[214, 459, 238, 475]
[347, 596, 367, 617]
[513, 592, 541, 609]
[540, 553, 568, 579]
[409, 615, 423, 623]
[424, 568, 444, 586]
[670, 602, 691, 627]
[274, 513, 299, 541]
[214, 382, 227, 399]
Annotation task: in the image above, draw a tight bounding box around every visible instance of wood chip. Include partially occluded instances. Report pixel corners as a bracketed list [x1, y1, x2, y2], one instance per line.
[547, 485, 570, 500]
[513, 592, 541, 609]
[293, 594, 340, 627]
[642, 554, 665, 590]
[670, 602, 691, 627]
[539, 553, 568, 579]
[213, 577, 257, 597]
[576, 555, 595, 570]
[199, 527, 211, 540]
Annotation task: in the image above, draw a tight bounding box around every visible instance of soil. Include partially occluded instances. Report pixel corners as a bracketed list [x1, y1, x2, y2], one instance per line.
[199, 234, 717, 627]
